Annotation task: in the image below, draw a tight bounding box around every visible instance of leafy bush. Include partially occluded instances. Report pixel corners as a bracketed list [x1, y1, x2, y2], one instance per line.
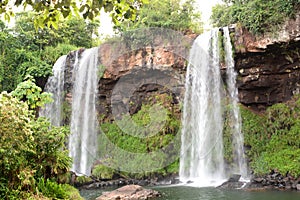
[0, 92, 80, 199]
[36, 178, 82, 200]
[211, 0, 300, 34]
[11, 76, 52, 110]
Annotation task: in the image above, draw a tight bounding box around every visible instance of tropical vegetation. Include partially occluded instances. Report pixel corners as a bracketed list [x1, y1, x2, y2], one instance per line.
[0, 12, 99, 92]
[211, 0, 300, 34]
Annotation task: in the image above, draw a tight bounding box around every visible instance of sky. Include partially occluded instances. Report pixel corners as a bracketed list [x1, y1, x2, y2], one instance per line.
[195, 0, 223, 30]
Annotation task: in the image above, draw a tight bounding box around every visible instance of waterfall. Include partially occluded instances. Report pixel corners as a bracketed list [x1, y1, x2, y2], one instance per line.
[39, 55, 67, 126]
[223, 27, 248, 179]
[69, 47, 99, 176]
[41, 47, 99, 176]
[179, 29, 226, 187]
[180, 27, 248, 186]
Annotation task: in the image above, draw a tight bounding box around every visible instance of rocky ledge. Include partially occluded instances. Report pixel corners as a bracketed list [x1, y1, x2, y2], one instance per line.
[96, 185, 161, 200]
[232, 13, 300, 111]
[77, 176, 180, 190]
[248, 170, 300, 191]
[218, 171, 300, 191]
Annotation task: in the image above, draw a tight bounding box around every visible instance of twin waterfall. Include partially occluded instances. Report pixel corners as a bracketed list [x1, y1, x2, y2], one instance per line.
[41, 28, 247, 183]
[179, 28, 247, 186]
[40, 48, 99, 176]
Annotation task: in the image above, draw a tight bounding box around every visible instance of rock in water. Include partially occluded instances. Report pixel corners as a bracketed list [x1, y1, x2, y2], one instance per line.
[96, 185, 161, 200]
[228, 174, 241, 182]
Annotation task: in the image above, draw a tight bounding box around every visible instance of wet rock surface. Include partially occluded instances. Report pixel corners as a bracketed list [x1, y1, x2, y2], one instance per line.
[246, 171, 300, 191]
[95, 185, 161, 200]
[77, 176, 180, 190]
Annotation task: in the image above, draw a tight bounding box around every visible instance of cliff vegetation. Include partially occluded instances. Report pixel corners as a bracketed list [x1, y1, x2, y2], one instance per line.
[211, 0, 300, 34]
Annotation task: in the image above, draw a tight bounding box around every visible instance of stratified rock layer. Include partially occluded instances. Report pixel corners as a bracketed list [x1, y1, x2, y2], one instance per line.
[232, 13, 300, 111]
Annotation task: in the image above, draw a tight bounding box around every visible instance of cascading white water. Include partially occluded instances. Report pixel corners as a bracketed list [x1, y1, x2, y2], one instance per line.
[179, 29, 226, 187]
[69, 47, 99, 176]
[39, 55, 67, 126]
[224, 27, 248, 179]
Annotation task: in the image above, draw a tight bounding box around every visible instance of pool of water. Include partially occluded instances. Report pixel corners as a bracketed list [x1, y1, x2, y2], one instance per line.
[80, 185, 300, 200]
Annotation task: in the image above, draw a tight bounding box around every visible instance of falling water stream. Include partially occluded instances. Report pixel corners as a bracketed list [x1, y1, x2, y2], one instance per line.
[180, 27, 248, 186]
[224, 27, 248, 179]
[69, 47, 99, 176]
[40, 55, 67, 126]
[179, 29, 226, 187]
[41, 47, 99, 176]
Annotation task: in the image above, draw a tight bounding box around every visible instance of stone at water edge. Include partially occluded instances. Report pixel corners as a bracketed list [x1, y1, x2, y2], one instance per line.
[296, 184, 300, 191]
[228, 174, 241, 182]
[96, 185, 161, 200]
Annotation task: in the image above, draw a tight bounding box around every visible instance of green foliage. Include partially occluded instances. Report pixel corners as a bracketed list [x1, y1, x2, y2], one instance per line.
[241, 106, 268, 160]
[241, 95, 300, 177]
[0, 92, 78, 199]
[76, 176, 93, 185]
[30, 118, 72, 179]
[36, 178, 82, 200]
[99, 94, 181, 178]
[101, 103, 180, 154]
[0, 92, 34, 188]
[92, 164, 115, 180]
[11, 76, 52, 110]
[116, 0, 202, 33]
[211, 0, 300, 34]
[42, 43, 78, 65]
[0, 0, 149, 29]
[0, 12, 97, 92]
[14, 12, 99, 50]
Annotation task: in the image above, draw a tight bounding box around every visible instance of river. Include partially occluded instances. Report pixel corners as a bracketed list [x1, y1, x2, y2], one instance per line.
[80, 185, 300, 200]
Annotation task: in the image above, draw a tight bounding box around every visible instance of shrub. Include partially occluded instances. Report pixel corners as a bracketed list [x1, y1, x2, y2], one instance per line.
[92, 164, 115, 180]
[0, 92, 80, 199]
[37, 178, 83, 200]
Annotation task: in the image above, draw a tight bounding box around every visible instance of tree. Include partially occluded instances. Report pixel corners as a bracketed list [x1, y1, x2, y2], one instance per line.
[116, 0, 202, 33]
[0, 0, 149, 29]
[0, 12, 99, 92]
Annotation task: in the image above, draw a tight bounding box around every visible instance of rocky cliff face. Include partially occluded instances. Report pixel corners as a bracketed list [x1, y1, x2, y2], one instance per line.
[95, 30, 196, 121]
[61, 20, 299, 117]
[233, 13, 300, 111]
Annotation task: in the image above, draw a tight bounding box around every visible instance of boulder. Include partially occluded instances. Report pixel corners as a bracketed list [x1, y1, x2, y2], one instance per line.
[96, 185, 161, 200]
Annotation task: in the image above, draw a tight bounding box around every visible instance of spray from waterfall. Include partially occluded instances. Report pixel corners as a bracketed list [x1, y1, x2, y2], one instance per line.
[179, 29, 226, 187]
[223, 27, 248, 179]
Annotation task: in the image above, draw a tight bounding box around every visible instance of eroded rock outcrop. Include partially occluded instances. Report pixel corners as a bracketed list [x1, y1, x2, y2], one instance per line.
[96, 29, 195, 121]
[232, 14, 300, 111]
